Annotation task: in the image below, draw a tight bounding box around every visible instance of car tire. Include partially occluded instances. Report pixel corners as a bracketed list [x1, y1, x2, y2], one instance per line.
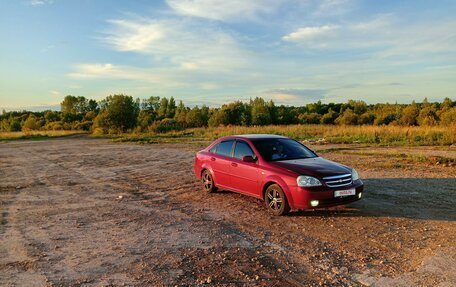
[201, 170, 217, 193]
[264, 184, 290, 216]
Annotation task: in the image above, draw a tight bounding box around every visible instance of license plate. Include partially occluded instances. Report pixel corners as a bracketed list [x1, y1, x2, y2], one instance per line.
[334, 188, 356, 197]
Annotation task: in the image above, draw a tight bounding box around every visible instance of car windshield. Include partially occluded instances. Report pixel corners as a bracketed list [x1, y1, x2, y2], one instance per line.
[251, 138, 317, 161]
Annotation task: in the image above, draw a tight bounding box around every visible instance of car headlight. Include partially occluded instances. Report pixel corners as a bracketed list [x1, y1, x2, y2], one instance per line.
[297, 175, 322, 187]
[351, 168, 359, 181]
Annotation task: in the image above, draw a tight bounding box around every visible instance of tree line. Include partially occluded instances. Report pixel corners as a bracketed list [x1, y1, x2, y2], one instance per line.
[1, 95, 455, 133]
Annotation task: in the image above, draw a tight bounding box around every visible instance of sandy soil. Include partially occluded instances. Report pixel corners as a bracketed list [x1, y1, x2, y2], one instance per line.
[0, 137, 455, 286]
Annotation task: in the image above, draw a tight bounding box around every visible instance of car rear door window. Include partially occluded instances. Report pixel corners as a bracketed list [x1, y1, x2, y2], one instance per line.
[215, 140, 234, 157]
[234, 141, 255, 160]
[209, 143, 218, 153]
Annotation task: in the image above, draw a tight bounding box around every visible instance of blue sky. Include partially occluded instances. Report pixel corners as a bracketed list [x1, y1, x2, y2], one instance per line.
[1, 0, 455, 110]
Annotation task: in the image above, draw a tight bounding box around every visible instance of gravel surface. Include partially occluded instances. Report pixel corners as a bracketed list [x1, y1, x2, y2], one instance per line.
[0, 137, 455, 286]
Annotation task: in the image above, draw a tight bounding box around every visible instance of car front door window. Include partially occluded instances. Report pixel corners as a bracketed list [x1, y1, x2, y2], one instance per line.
[234, 141, 256, 160]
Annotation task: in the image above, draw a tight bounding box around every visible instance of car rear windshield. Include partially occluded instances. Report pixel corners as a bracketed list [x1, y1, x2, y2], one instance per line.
[251, 138, 317, 161]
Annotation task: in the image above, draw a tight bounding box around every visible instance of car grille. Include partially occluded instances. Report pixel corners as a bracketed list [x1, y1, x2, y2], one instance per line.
[323, 173, 352, 187]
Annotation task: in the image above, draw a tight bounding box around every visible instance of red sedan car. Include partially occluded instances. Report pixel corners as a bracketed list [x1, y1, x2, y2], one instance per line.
[194, 134, 364, 215]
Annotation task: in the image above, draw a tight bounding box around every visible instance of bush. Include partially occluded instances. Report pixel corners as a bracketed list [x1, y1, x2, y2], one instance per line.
[208, 109, 230, 127]
[75, 121, 93, 131]
[10, 120, 21, 131]
[358, 112, 375, 125]
[335, 109, 358, 125]
[298, 113, 321, 124]
[320, 110, 338, 124]
[439, 107, 456, 126]
[150, 119, 183, 133]
[44, 121, 64, 130]
[22, 115, 40, 131]
[417, 106, 438, 126]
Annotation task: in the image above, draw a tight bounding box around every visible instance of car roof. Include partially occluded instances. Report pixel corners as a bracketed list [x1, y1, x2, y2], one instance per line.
[229, 134, 288, 140]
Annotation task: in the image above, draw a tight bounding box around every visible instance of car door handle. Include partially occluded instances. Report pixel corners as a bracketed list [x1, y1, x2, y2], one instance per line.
[210, 157, 216, 161]
[231, 162, 238, 167]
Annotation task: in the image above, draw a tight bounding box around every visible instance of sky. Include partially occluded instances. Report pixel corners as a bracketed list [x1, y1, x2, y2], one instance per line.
[0, 0, 455, 111]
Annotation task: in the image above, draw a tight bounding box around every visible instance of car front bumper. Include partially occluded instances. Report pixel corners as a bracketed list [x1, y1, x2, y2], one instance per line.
[289, 180, 364, 210]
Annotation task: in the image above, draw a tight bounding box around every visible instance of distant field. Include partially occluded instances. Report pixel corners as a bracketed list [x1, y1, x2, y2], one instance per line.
[0, 130, 87, 141]
[114, 124, 456, 146]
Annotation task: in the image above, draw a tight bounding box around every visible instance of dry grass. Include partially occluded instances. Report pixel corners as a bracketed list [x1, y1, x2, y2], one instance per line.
[0, 130, 86, 141]
[118, 124, 456, 146]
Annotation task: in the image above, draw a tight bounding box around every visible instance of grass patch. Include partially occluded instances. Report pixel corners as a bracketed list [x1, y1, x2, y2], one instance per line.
[318, 149, 455, 165]
[115, 125, 456, 146]
[0, 130, 87, 141]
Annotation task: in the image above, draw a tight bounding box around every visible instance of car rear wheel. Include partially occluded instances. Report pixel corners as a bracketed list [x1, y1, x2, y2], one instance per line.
[202, 170, 216, 193]
[264, 184, 290, 216]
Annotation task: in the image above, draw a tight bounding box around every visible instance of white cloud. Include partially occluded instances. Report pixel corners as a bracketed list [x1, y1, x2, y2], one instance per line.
[166, 0, 284, 21]
[281, 14, 456, 56]
[282, 25, 339, 41]
[68, 63, 166, 83]
[29, 0, 53, 6]
[101, 18, 249, 72]
[103, 20, 164, 52]
[352, 14, 392, 30]
[264, 88, 327, 104]
[268, 92, 298, 101]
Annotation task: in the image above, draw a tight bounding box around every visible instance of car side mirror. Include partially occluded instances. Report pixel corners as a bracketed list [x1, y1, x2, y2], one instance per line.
[242, 155, 256, 163]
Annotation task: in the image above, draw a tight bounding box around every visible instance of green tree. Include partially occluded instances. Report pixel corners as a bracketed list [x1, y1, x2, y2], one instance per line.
[439, 107, 456, 126]
[400, 101, 419, 125]
[44, 111, 61, 122]
[22, 115, 40, 131]
[276, 105, 298, 124]
[157, 97, 169, 119]
[200, 105, 210, 126]
[250, 97, 271, 125]
[174, 100, 188, 125]
[320, 109, 338, 124]
[267, 100, 277, 124]
[87, 99, 98, 112]
[208, 108, 230, 127]
[186, 106, 205, 127]
[10, 119, 22, 131]
[373, 104, 400, 125]
[417, 106, 438, 126]
[61, 95, 79, 114]
[166, 97, 177, 118]
[347, 100, 368, 115]
[440, 97, 454, 110]
[298, 112, 321, 124]
[95, 95, 140, 132]
[358, 112, 375, 125]
[224, 101, 250, 126]
[306, 100, 324, 114]
[137, 110, 153, 131]
[61, 95, 94, 114]
[335, 108, 359, 125]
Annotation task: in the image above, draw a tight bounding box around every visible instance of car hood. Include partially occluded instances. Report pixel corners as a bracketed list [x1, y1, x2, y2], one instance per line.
[269, 157, 351, 178]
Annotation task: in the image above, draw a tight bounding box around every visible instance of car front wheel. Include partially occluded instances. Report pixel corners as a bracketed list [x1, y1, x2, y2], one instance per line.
[201, 170, 216, 193]
[264, 184, 290, 216]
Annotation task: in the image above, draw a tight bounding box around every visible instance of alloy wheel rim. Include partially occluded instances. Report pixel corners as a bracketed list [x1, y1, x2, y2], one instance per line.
[267, 189, 282, 210]
[203, 172, 212, 190]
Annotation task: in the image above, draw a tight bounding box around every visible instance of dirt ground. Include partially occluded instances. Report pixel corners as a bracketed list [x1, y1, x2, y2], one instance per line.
[0, 137, 455, 287]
